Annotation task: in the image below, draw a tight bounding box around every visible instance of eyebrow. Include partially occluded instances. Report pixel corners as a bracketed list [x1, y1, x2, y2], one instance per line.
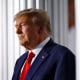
[15, 22, 26, 27]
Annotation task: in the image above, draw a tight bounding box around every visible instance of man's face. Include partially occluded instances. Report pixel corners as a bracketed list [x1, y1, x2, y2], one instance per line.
[15, 16, 40, 50]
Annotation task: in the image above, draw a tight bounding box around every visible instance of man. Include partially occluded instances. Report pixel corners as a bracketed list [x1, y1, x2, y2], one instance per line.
[12, 8, 75, 80]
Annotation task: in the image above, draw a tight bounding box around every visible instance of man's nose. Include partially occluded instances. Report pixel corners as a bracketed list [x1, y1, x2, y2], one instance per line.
[16, 28, 22, 34]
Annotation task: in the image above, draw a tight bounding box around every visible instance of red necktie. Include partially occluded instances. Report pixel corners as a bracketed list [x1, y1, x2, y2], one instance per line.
[20, 51, 35, 80]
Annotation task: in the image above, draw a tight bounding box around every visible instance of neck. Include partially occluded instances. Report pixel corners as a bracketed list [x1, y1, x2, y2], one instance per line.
[25, 35, 49, 50]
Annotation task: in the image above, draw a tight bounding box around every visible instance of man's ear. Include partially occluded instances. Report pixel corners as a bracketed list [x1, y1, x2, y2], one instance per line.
[39, 25, 45, 34]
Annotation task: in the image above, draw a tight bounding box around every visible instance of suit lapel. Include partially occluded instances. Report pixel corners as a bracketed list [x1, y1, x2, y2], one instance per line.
[25, 50, 49, 80]
[25, 39, 56, 80]
[15, 51, 28, 80]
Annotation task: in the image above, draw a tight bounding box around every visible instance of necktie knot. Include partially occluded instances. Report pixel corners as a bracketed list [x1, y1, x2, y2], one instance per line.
[27, 51, 35, 63]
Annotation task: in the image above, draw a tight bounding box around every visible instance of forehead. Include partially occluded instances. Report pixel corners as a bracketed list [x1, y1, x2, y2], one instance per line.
[16, 15, 33, 24]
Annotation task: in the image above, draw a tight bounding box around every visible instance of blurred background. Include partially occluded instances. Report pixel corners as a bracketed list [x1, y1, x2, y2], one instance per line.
[0, 0, 80, 80]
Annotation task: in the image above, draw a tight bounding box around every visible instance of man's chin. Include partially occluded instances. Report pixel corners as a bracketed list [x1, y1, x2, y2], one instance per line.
[19, 41, 29, 47]
[19, 42, 25, 46]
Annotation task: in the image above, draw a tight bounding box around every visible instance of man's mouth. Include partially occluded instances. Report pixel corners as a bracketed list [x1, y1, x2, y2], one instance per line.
[18, 35, 24, 39]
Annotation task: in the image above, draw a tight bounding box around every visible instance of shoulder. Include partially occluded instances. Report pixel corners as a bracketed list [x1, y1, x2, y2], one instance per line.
[45, 38, 75, 58]
[46, 38, 75, 59]
[50, 43, 75, 61]
[54, 44, 74, 55]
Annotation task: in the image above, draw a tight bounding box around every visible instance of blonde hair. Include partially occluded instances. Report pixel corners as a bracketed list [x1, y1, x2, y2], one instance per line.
[14, 8, 52, 36]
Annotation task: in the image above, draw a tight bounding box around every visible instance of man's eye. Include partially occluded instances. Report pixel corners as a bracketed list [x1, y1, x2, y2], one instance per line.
[21, 23, 26, 27]
[21, 23, 27, 27]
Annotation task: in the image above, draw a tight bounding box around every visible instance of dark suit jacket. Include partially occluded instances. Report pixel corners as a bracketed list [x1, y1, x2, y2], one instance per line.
[12, 39, 75, 80]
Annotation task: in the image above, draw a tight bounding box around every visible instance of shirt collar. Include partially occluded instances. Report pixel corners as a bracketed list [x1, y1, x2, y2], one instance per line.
[29, 37, 50, 56]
